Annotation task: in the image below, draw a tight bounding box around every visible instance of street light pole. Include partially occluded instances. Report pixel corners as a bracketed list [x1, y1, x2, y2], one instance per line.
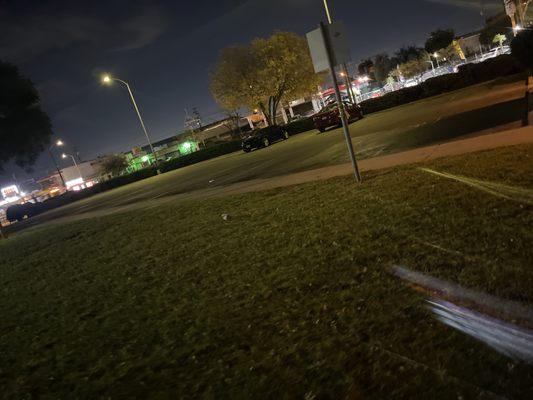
[102, 75, 159, 169]
[323, 0, 333, 24]
[48, 140, 66, 187]
[62, 153, 83, 181]
[433, 53, 440, 68]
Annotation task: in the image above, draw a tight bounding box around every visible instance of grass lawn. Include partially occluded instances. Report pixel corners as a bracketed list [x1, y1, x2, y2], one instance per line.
[1, 145, 532, 399]
[8, 75, 528, 228]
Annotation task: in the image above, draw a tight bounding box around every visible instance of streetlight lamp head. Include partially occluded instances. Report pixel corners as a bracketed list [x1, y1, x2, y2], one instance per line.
[56, 139, 64, 147]
[102, 75, 112, 84]
[61, 153, 67, 159]
[433, 52, 438, 58]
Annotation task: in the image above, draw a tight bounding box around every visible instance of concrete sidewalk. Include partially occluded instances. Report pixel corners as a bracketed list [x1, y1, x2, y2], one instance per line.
[215, 125, 533, 196]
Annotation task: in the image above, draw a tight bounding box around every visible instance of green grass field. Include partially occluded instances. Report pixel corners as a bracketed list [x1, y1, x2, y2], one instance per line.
[1, 145, 532, 399]
[7, 75, 528, 232]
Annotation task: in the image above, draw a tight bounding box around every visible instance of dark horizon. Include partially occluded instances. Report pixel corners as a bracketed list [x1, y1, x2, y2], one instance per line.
[0, 0, 504, 187]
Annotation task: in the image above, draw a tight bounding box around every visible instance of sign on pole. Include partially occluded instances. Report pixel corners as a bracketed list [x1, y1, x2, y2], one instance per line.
[306, 22, 361, 183]
[306, 22, 351, 74]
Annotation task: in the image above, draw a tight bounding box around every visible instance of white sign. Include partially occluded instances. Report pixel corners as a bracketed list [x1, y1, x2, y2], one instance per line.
[306, 22, 351, 73]
[65, 177, 84, 189]
[1, 185, 20, 200]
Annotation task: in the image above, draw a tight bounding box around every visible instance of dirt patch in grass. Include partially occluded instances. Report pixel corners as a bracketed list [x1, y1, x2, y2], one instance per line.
[1, 145, 532, 399]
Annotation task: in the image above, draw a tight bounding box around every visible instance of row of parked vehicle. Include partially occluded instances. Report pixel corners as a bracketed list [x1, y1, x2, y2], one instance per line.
[5, 202, 46, 223]
[5, 101, 364, 225]
[241, 101, 363, 152]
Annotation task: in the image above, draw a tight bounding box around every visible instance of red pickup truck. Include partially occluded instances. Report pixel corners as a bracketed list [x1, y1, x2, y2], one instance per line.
[312, 102, 363, 133]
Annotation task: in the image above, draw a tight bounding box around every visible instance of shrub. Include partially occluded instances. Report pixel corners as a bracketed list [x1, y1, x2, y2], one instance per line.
[511, 29, 533, 72]
[39, 188, 100, 213]
[160, 141, 242, 173]
[360, 85, 423, 114]
[283, 118, 314, 135]
[97, 168, 158, 191]
[359, 55, 523, 115]
[457, 54, 521, 82]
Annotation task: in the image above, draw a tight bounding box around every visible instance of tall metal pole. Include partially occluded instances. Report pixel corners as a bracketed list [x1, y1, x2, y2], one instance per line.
[323, 0, 333, 23]
[48, 148, 66, 187]
[322, 1, 356, 104]
[320, 22, 361, 182]
[113, 78, 159, 169]
[342, 64, 356, 104]
[65, 154, 83, 180]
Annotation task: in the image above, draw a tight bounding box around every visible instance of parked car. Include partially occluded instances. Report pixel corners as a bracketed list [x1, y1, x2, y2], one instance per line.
[403, 79, 419, 88]
[5, 202, 45, 223]
[479, 46, 509, 62]
[242, 125, 290, 152]
[312, 102, 363, 133]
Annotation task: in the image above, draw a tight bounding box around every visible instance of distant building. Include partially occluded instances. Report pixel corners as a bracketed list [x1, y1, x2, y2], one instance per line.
[457, 32, 483, 56]
[288, 97, 323, 118]
[60, 159, 103, 190]
[124, 135, 203, 172]
[37, 174, 63, 193]
[195, 116, 251, 144]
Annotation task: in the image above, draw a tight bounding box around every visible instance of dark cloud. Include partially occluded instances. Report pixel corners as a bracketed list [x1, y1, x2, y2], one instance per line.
[424, 0, 502, 12]
[0, 1, 168, 63]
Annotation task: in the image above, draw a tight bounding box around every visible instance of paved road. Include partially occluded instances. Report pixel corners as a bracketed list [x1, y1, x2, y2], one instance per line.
[6, 78, 529, 233]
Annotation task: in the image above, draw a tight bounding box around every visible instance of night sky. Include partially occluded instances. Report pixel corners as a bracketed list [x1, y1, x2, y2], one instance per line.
[0, 0, 503, 186]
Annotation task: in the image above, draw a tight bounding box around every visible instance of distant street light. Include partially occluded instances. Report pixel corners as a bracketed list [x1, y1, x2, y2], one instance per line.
[513, 25, 523, 36]
[101, 74, 159, 169]
[62, 153, 83, 182]
[48, 139, 66, 187]
[433, 52, 441, 68]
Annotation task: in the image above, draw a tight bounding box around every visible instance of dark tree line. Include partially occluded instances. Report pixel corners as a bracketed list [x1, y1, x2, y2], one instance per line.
[0, 60, 53, 171]
[357, 29, 457, 85]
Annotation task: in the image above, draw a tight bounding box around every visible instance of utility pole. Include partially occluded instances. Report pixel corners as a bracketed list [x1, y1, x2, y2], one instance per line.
[62, 154, 83, 181]
[48, 148, 66, 187]
[322, 0, 333, 24]
[479, 0, 485, 25]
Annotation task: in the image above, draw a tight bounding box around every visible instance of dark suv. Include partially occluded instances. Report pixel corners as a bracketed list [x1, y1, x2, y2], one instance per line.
[242, 125, 290, 152]
[6, 202, 45, 222]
